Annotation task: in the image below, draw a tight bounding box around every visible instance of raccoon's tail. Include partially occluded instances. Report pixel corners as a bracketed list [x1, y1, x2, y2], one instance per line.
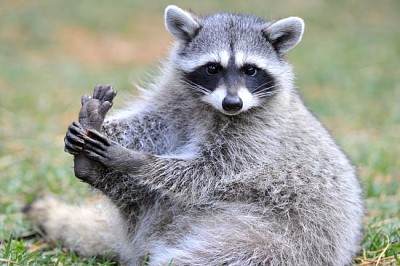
[23, 194, 127, 259]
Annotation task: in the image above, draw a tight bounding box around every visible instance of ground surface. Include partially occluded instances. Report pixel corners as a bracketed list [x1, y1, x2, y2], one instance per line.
[0, 1, 399, 265]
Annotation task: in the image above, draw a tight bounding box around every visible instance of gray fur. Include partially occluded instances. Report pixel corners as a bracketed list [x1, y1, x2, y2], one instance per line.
[26, 5, 363, 266]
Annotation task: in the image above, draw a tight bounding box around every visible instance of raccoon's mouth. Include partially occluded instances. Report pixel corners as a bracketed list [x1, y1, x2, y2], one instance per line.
[220, 110, 242, 116]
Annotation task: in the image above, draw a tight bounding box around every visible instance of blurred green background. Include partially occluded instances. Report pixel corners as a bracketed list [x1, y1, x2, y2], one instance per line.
[1, 0, 399, 264]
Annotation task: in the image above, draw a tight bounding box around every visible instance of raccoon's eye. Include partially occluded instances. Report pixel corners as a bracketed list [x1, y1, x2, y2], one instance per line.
[206, 64, 221, 75]
[244, 65, 258, 76]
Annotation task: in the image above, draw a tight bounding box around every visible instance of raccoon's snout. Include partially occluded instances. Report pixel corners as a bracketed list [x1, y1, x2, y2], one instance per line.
[201, 87, 255, 115]
[222, 96, 243, 112]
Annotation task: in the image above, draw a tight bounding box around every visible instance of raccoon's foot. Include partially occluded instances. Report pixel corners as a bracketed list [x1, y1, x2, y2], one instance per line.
[79, 85, 117, 131]
[64, 85, 116, 182]
[64, 85, 117, 155]
[81, 128, 145, 174]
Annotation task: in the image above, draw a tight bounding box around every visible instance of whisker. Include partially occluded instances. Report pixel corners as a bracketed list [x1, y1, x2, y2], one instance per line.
[253, 84, 280, 97]
[180, 79, 211, 95]
[254, 91, 280, 98]
[252, 81, 276, 94]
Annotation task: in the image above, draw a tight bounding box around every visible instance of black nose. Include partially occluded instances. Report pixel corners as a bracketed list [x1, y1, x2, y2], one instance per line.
[222, 96, 243, 112]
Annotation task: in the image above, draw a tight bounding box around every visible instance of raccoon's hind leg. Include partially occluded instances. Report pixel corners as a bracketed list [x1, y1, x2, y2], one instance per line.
[23, 195, 128, 260]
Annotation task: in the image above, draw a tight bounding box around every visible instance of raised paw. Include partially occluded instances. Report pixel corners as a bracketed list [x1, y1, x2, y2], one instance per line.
[81, 85, 117, 106]
[64, 121, 86, 155]
[79, 85, 117, 131]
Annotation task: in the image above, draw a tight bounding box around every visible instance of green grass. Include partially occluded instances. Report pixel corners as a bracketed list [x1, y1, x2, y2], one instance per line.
[1, 237, 116, 265]
[1, 0, 399, 265]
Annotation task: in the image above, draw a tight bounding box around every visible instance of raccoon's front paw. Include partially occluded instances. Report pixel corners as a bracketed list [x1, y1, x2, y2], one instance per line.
[79, 85, 117, 131]
[81, 129, 144, 173]
[81, 128, 123, 167]
[64, 121, 85, 155]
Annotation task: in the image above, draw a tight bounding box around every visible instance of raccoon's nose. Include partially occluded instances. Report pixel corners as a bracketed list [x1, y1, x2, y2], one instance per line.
[222, 96, 243, 112]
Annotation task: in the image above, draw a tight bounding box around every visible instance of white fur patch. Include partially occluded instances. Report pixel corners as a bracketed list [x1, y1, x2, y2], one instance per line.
[234, 51, 245, 68]
[178, 50, 231, 72]
[202, 86, 259, 115]
[234, 51, 282, 77]
[235, 52, 267, 69]
[159, 141, 199, 160]
[201, 86, 226, 112]
[238, 87, 259, 111]
[219, 50, 230, 68]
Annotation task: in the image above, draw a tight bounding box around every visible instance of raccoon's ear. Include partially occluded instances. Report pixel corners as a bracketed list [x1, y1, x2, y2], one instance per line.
[165, 5, 201, 42]
[263, 17, 304, 55]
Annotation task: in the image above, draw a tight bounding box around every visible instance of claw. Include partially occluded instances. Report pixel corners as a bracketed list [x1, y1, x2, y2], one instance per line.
[87, 129, 111, 146]
[64, 139, 82, 155]
[72, 121, 85, 131]
[81, 134, 107, 151]
[65, 132, 84, 145]
[64, 146, 79, 155]
[84, 150, 105, 163]
[68, 121, 86, 136]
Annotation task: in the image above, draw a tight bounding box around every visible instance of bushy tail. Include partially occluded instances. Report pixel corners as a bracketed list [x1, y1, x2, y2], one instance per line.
[24, 194, 127, 259]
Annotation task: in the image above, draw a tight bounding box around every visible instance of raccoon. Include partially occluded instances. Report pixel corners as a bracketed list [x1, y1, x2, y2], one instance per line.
[25, 5, 364, 266]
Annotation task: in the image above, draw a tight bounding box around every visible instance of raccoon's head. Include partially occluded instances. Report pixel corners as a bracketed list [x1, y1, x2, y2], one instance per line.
[165, 5, 304, 116]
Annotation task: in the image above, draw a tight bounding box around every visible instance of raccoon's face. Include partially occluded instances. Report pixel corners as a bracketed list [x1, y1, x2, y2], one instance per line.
[165, 6, 304, 116]
[183, 52, 276, 115]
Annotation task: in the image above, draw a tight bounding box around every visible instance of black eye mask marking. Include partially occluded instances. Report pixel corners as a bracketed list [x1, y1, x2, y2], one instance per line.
[243, 66, 276, 95]
[184, 63, 223, 93]
[183, 62, 276, 97]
